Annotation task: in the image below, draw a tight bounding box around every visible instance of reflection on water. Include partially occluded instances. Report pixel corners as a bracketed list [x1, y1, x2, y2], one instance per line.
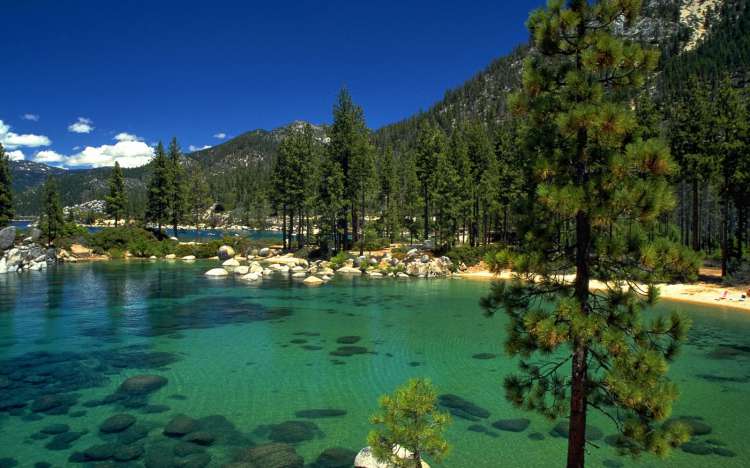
[0, 261, 748, 467]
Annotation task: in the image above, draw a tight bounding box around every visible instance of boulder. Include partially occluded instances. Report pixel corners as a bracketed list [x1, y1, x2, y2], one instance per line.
[218, 245, 235, 261]
[222, 258, 240, 268]
[303, 276, 324, 286]
[164, 414, 198, 437]
[117, 375, 168, 395]
[0, 226, 16, 251]
[336, 266, 362, 275]
[366, 271, 383, 278]
[204, 268, 228, 277]
[258, 247, 271, 257]
[182, 255, 196, 261]
[354, 445, 430, 468]
[292, 272, 307, 278]
[165, 254, 177, 259]
[406, 248, 418, 257]
[234, 266, 250, 275]
[100, 414, 136, 433]
[29, 227, 42, 241]
[70, 244, 92, 257]
[241, 272, 260, 282]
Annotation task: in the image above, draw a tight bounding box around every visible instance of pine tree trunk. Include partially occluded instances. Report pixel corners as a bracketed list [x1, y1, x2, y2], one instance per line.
[567, 210, 591, 468]
[282, 205, 287, 251]
[692, 179, 700, 251]
[423, 187, 430, 242]
[721, 196, 728, 277]
[360, 192, 365, 256]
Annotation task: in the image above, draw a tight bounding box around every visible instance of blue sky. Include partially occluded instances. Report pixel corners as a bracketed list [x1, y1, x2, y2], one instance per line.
[0, 0, 540, 169]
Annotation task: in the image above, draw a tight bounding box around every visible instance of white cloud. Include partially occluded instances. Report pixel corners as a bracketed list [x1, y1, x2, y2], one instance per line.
[213, 132, 226, 139]
[68, 117, 94, 134]
[65, 140, 154, 168]
[189, 144, 211, 152]
[114, 132, 143, 142]
[0, 119, 51, 149]
[22, 113, 39, 122]
[34, 150, 66, 163]
[72, 146, 81, 150]
[7, 150, 25, 161]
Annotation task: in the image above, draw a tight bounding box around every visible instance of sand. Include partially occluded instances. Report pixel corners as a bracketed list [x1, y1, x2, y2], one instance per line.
[456, 268, 750, 311]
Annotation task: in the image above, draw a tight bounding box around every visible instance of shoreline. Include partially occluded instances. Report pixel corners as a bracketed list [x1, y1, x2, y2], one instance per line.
[455, 269, 750, 312]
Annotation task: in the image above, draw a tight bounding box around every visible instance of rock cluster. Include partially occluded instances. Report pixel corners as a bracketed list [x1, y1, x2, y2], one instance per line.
[0, 226, 54, 274]
[203, 245, 455, 284]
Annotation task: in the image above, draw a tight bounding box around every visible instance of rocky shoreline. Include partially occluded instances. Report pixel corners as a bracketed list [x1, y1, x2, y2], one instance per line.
[203, 245, 460, 286]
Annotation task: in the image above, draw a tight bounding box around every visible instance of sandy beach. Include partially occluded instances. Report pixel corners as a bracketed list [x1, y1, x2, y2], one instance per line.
[456, 267, 750, 312]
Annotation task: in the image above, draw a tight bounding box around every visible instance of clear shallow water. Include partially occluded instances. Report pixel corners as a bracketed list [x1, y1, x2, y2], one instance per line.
[0, 261, 748, 467]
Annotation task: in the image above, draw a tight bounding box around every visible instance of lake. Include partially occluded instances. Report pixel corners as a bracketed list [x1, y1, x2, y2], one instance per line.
[0, 261, 748, 467]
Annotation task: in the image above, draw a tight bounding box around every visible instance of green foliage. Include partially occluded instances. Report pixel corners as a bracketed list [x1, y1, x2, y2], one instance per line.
[482, 1, 691, 464]
[145, 142, 170, 231]
[88, 227, 161, 255]
[328, 251, 350, 270]
[39, 177, 65, 246]
[443, 244, 499, 267]
[105, 161, 127, 226]
[643, 239, 703, 283]
[167, 138, 188, 235]
[0, 143, 14, 227]
[367, 378, 450, 468]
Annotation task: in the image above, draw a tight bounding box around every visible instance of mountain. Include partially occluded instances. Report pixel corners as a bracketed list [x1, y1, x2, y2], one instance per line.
[375, 0, 745, 148]
[11, 121, 326, 215]
[10, 160, 66, 193]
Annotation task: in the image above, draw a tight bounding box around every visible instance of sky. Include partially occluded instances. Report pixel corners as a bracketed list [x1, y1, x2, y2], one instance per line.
[0, 0, 541, 169]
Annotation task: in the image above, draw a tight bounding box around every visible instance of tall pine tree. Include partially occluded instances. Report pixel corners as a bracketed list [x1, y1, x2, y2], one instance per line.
[167, 138, 187, 238]
[481, 1, 690, 466]
[0, 143, 14, 228]
[105, 161, 127, 227]
[40, 177, 64, 247]
[146, 142, 170, 234]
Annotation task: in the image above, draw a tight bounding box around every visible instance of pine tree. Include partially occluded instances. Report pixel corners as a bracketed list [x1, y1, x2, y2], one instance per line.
[0, 143, 14, 228]
[105, 161, 127, 227]
[368, 378, 451, 468]
[666, 77, 716, 251]
[713, 76, 748, 275]
[481, 2, 691, 466]
[40, 177, 64, 247]
[145, 142, 170, 234]
[328, 88, 369, 249]
[318, 156, 346, 254]
[187, 166, 212, 234]
[464, 122, 493, 246]
[350, 131, 375, 255]
[414, 122, 445, 242]
[167, 138, 187, 238]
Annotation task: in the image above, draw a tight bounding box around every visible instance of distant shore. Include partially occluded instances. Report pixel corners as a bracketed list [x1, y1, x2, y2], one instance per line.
[456, 268, 750, 312]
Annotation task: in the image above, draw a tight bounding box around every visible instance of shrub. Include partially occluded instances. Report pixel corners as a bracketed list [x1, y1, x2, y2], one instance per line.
[642, 238, 702, 283]
[329, 251, 350, 270]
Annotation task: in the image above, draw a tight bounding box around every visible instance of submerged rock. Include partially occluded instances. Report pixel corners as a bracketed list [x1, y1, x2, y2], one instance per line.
[294, 409, 347, 419]
[118, 375, 168, 395]
[492, 418, 530, 432]
[100, 414, 136, 433]
[266, 420, 322, 443]
[164, 414, 198, 437]
[232, 443, 303, 468]
[438, 394, 490, 419]
[313, 447, 358, 467]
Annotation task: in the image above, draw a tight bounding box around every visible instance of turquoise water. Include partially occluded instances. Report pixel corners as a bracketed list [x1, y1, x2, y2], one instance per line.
[0, 261, 748, 467]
